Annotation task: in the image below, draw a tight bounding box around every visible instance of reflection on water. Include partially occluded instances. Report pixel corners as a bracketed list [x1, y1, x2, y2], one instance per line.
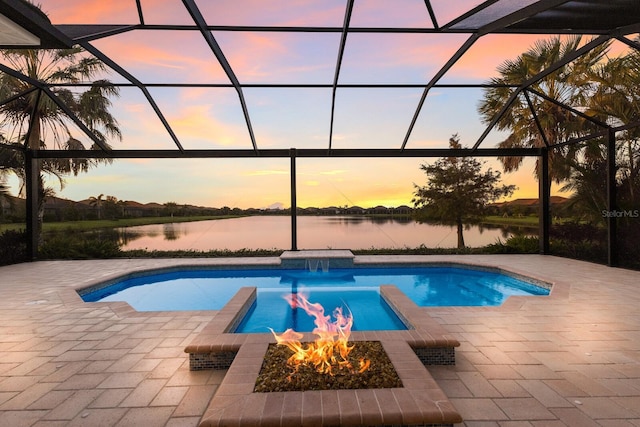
[322, 216, 414, 225]
[162, 223, 182, 241]
[115, 215, 532, 251]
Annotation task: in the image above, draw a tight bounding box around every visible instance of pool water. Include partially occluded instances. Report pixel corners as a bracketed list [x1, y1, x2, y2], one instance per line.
[80, 266, 549, 332]
[234, 288, 408, 333]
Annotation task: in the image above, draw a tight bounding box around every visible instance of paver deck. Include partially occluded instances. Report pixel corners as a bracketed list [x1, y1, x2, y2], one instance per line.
[0, 255, 639, 426]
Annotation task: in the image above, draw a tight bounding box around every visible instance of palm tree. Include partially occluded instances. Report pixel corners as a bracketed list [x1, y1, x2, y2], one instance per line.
[0, 176, 9, 199]
[0, 48, 121, 152]
[0, 176, 10, 222]
[0, 47, 121, 232]
[88, 193, 105, 220]
[584, 52, 640, 205]
[478, 35, 611, 183]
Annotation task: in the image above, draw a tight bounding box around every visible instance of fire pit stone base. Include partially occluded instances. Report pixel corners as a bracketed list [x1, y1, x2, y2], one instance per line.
[189, 351, 236, 371]
[414, 347, 456, 366]
[198, 339, 462, 427]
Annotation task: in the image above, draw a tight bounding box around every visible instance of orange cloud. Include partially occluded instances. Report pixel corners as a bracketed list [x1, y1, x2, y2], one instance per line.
[245, 170, 288, 176]
[42, 0, 138, 24]
[164, 104, 249, 148]
[92, 32, 229, 83]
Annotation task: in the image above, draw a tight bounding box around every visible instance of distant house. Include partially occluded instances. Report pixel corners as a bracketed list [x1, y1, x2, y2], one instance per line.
[43, 197, 90, 221]
[323, 206, 342, 215]
[369, 205, 390, 215]
[393, 205, 412, 215]
[346, 206, 366, 215]
[295, 207, 313, 215]
[122, 200, 147, 217]
[144, 202, 165, 216]
[550, 196, 568, 205]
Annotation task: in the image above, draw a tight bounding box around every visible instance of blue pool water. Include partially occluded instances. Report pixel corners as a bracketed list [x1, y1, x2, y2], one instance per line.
[80, 266, 549, 332]
[235, 287, 407, 333]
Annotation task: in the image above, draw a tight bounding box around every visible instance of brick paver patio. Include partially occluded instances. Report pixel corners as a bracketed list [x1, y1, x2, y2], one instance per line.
[0, 255, 638, 426]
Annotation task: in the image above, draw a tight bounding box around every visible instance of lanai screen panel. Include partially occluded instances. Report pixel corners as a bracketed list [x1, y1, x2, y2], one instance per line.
[0, 0, 638, 155]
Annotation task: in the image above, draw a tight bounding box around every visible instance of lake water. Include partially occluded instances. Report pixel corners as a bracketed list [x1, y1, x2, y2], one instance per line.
[117, 215, 527, 251]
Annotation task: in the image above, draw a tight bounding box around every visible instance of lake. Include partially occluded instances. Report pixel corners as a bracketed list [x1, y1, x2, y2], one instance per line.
[117, 215, 528, 251]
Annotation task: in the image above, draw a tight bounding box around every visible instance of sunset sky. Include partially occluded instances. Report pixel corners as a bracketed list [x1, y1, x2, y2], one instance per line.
[4, 1, 632, 208]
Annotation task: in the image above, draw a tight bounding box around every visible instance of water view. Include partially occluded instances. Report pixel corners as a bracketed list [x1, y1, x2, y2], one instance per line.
[117, 216, 529, 251]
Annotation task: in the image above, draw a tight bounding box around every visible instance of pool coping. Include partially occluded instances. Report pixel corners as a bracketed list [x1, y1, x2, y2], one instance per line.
[184, 285, 460, 369]
[75, 257, 553, 302]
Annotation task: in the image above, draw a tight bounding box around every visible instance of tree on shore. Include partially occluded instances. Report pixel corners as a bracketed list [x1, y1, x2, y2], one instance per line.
[88, 194, 105, 220]
[412, 134, 516, 249]
[164, 202, 178, 217]
[0, 176, 10, 207]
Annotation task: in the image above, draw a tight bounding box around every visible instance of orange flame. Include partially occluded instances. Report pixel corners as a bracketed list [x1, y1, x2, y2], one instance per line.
[270, 292, 370, 376]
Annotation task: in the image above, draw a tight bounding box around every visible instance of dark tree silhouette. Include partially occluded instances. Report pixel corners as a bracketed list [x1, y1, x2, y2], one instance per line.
[413, 134, 516, 249]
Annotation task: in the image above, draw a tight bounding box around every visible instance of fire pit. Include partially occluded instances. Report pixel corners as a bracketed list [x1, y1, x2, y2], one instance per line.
[198, 339, 461, 427]
[255, 341, 402, 392]
[256, 293, 402, 392]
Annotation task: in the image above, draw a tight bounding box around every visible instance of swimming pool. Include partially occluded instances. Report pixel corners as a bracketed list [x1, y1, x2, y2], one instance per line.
[80, 265, 549, 332]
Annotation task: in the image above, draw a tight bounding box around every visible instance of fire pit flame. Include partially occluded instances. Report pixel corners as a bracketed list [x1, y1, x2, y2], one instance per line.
[270, 292, 370, 376]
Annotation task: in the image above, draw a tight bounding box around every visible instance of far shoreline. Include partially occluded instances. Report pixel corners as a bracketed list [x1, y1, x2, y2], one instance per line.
[0, 213, 541, 234]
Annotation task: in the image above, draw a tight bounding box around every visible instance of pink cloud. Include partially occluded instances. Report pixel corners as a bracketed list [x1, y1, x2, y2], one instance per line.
[213, 31, 338, 83]
[350, 0, 434, 27]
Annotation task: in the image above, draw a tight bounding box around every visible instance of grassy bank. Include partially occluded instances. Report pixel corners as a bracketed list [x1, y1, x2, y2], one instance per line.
[480, 215, 539, 228]
[0, 215, 242, 233]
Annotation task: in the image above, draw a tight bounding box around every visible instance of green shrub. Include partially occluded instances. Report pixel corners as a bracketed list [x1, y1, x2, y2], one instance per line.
[549, 222, 607, 265]
[0, 229, 28, 265]
[121, 248, 283, 258]
[39, 230, 122, 259]
[617, 222, 640, 270]
[484, 235, 539, 254]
